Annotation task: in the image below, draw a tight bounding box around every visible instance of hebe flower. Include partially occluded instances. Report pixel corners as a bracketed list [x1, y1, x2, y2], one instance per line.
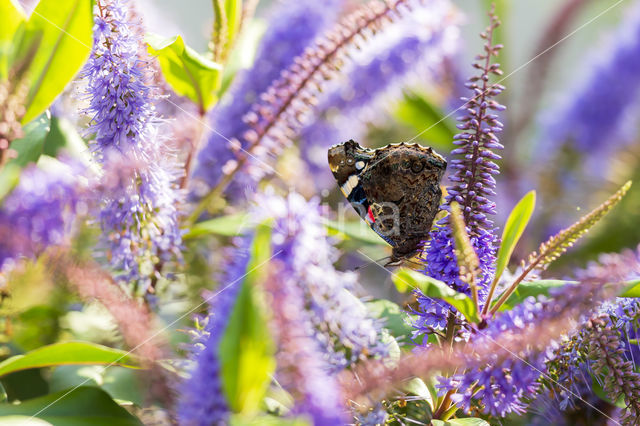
[267, 260, 347, 425]
[541, 1, 640, 165]
[413, 12, 505, 335]
[84, 0, 182, 289]
[253, 189, 388, 371]
[192, 0, 343, 200]
[438, 248, 637, 419]
[0, 158, 87, 273]
[175, 242, 249, 426]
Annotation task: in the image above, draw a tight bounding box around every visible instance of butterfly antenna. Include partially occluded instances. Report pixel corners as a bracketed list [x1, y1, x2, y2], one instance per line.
[354, 256, 391, 271]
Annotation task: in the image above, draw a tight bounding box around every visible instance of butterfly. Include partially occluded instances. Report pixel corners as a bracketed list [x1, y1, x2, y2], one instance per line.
[328, 139, 447, 265]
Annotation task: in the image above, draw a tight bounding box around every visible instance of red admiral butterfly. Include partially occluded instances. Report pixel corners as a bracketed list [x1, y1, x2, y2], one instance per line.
[328, 140, 446, 265]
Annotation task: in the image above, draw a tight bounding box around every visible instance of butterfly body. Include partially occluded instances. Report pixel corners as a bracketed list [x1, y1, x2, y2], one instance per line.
[328, 140, 446, 264]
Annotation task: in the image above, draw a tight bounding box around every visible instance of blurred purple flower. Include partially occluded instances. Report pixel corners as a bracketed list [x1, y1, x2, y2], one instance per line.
[84, 0, 182, 289]
[267, 260, 347, 425]
[413, 14, 505, 335]
[439, 246, 637, 419]
[540, 2, 640, 168]
[253, 189, 388, 371]
[299, 0, 461, 187]
[0, 159, 86, 273]
[192, 0, 343, 201]
[176, 241, 250, 426]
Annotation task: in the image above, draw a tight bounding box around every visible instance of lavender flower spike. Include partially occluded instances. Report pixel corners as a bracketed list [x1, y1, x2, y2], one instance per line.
[0, 158, 86, 274]
[191, 0, 343, 201]
[541, 1, 640, 164]
[413, 11, 505, 336]
[84, 0, 182, 290]
[253, 189, 389, 371]
[176, 242, 250, 426]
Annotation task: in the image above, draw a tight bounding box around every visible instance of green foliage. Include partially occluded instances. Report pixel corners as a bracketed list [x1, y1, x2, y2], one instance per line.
[14, 0, 94, 124]
[394, 91, 456, 149]
[183, 213, 250, 239]
[0, 0, 26, 78]
[494, 191, 535, 284]
[450, 203, 481, 308]
[0, 386, 142, 426]
[7, 112, 50, 167]
[42, 115, 88, 158]
[618, 279, 640, 297]
[219, 223, 276, 415]
[326, 219, 386, 246]
[146, 33, 223, 112]
[525, 181, 631, 274]
[393, 269, 479, 323]
[0, 163, 21, 202]
[366, 299, 415, 345]
[49, 366, 143, 406]
[493, 280, 568, 311]
[0, 342, 140, 378]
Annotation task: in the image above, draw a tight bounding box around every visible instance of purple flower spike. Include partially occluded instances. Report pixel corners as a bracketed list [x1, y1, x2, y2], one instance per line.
[176, 241, 250, 426]
[191, 0, 343, 201]
[413, 11, 505, 335]
[84, 0, 182, 289]
[0, 159, 86, 274]
[253, 189, 388, 371]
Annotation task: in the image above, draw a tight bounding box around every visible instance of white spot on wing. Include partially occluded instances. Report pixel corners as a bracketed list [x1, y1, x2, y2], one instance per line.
[355, 161, 365, 170]
[341, 174, 359, 197]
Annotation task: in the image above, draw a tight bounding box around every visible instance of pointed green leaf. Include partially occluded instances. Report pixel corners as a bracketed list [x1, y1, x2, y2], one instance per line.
[366, 299, 415, 344]
[0, 163, 21, 202]
[0, 0, 26, 78]
[7, 111, 50, 167]
[219, 222, 276, 414]
[19, 0, 94, 124]
[0, 386, 143, 425]
[394, 91, 457, 149]
[183, 213, 250, 239]
[494, 190, 536, 284]
[393, 269, 479, 323]
[0, 342, 140, 378]
[146, 33, 223, 112]
[42, 115, 88, 158]
[493, 280, 569, 311]
[325, 219, 386, 246]
[618, 279, 640, 297]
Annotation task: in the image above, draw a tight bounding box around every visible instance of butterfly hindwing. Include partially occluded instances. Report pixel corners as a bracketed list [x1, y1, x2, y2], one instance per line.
[328, 139, 447, 262]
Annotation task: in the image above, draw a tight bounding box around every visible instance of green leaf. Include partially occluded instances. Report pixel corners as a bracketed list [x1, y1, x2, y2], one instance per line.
[393, 269, 479, 323]
[432, 418, 490, 426]
[494, 191, 535, 285]
[0, 386, 143, 426]
[402, 378, 434, 409]
[7, 111, 50, 167]
[0, 0, 26, 78]
[493, 280, 569, 311]
[19, 0, 94, 124]
[49, 365, 143, 406]
[366, 299, 414, 343]
[219, 222, 276, 414]
[183, 213, 250, 239]
[325, 219, 386, 246]
[223, 0, 242, 55]
[0, 342, 140, 378]
[230, 414, 309, 426]
[0, 163, 21, 202]
[146, 33, 223, 112]
[42, 115, 88, 158]
[394, 91, 456, 149]
[620, 279, 640, 297]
